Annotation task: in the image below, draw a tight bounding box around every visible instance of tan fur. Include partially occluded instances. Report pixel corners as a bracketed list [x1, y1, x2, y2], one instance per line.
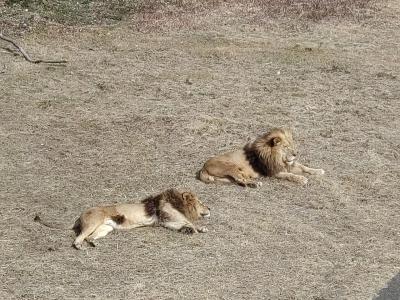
[35, 189, 210, 250]
[199, 128, 324, 187]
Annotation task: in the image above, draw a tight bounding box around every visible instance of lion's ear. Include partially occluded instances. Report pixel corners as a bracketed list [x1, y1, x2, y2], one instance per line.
[272, 137, 281, 146]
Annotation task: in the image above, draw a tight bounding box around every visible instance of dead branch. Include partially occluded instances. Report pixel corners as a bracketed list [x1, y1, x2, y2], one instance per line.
[0, 33, 67, 64]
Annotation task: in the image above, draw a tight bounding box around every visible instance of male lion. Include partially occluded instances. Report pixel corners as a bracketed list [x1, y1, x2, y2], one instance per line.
[34, 189, 211, 250]
[198, 128, 324, 187]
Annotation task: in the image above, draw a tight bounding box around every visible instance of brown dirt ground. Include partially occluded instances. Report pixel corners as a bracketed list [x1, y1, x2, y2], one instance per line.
[0, 1, 399, 299]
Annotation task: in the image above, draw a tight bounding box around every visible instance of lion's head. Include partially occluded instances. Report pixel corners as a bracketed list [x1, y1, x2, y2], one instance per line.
[163, 189, 210, 221]
[251, 128, 297, 176]
[181, 192, 211, 220]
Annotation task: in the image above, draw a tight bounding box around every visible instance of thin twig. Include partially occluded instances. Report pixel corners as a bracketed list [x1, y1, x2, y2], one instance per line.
[0, 33, 67, 64]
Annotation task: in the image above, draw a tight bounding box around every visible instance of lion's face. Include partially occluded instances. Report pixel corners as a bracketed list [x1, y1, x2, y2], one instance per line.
[182, 192, 211, 220]
[277, 134, 297, 166]
[267, 128, 298, 166]
[252, 128, 300, 175]
[196, 198, 211, 218]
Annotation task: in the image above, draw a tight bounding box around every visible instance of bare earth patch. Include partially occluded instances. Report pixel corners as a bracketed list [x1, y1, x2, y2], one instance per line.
[0, 0, 399, 299]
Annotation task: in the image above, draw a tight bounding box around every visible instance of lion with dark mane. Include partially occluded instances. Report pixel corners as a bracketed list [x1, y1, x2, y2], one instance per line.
[198, 128, 324, 187]
[35, 189, 210, 250]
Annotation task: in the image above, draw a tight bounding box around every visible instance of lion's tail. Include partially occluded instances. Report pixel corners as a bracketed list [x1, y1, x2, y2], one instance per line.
[34, 215, 72, 231]
[198, 168, 214, 183]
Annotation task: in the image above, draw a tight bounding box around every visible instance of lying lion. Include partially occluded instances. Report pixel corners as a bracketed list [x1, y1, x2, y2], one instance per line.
[35, 189, 211, 250]
[199, 128, 324, 187]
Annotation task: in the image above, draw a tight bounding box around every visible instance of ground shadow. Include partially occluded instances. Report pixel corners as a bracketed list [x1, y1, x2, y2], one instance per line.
[374, 273, 400, 300]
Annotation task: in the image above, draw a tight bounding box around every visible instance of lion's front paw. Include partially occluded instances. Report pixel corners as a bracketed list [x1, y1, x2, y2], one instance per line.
[297, 176, 308, 185]
[197, 226, 208, 233]
[247, 181, 262, 188]
[180, 226, 197, 235]
[314, 169, 325, 176]
[86, 238, 96, 248]
[73, 242, 83, 250]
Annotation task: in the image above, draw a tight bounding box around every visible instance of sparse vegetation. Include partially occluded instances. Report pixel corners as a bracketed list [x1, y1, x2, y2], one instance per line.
[1, 0, 377, 31]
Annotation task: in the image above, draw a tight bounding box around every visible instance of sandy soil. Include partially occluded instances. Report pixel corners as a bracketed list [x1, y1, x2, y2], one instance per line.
[0, 1, 399, 299]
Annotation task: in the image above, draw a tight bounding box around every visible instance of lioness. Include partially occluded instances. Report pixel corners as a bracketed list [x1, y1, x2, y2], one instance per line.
[198, 128, 324, 187]
[35, 189, 211, 249]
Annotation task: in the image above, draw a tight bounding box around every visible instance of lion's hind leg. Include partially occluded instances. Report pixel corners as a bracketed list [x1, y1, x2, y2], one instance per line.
[73, 222, 100, 249]
[86, 224, 114, 247]
[73, 209, 106, 250]
[202, 161, 261, 188]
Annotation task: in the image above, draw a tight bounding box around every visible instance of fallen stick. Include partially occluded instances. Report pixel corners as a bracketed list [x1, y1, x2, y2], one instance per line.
[0, 33, 67, 64]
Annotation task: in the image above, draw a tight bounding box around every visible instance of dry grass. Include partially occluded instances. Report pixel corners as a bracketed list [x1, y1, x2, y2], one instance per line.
[243, 0, 375, 20]
[0, 0, 399, 299]
[1, 0, 378, 34]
